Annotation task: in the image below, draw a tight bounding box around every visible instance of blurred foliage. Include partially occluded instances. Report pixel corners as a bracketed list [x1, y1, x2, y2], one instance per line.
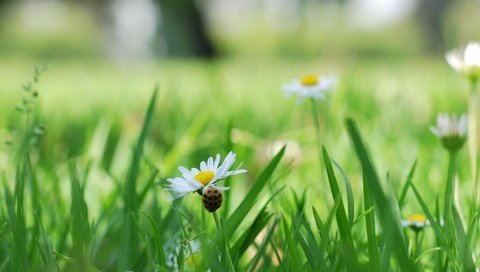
[0, 1, 478, 60]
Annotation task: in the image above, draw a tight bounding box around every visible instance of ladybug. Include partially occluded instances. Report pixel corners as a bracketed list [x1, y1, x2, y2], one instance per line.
[202, 187, 223, 212]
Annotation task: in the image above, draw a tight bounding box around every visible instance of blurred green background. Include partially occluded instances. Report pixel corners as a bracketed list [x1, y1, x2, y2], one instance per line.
[0, 0, 479, 212]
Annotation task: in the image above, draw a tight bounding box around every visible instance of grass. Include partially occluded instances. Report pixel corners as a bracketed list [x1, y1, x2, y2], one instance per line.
[0, 56, 478, 271]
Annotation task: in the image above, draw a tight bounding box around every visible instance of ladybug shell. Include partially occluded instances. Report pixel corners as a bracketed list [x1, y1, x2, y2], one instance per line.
[202, 187, 223, 212]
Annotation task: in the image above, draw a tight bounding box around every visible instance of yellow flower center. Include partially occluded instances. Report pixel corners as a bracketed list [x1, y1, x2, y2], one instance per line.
[301, 75, 319, 86]
[407, 213, 426, 224]
[194, 170, 214, 186]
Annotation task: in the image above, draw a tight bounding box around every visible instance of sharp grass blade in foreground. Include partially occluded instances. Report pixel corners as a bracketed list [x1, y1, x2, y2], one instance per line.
[331, 159, 355, 227]
[398, 160, 417, 208]
[363, 186, 380, 271]
[463, 212, 479, 270]
[35, 212, 59, 272]
[282, 216, 302, 270]
[4, 165, 28, 271]
[231, 210, 274, 259]
[142, 212, 167, 271]
[69, 163, 91, 271]
[410, 183, 450, 251]
[312, 204, 337, 271]
[121, 88, 158, 270]
[231, 185, 285, 261]
[291, 212, 315, 269]
[452, 206, 475, 270]
[224, 146, 285, 237]
[213, 212, 235, 272]
[322, 146, 360, 270]
[246, 213, 281, 272]
[124, 87, 158, 213]
[346, 118, 416, 271]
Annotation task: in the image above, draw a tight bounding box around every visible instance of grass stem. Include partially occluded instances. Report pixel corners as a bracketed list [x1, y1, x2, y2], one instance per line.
[213, 211, 236, 272]
[310, 98, 323, 161]
[444, 151, 457, 229]
[469, 79, 479, 216]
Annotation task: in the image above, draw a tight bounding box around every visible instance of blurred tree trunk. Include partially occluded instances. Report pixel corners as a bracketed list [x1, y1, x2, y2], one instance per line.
[417, 0, 451, 55]
[156, 0, 216, 58]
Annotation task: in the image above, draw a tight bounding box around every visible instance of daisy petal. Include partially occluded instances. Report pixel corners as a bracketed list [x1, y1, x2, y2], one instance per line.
[212, 185, 230, 191]
[200, 161, 207, 171]
[178, 166, 194, 179]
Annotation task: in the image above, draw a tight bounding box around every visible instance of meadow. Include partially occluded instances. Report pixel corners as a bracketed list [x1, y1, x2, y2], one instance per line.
[0, 52, 477, 271]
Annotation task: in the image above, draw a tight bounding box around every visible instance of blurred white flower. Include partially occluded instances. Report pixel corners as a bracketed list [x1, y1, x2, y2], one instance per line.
[431, 113, 467, 152]
[283, 74, 337, 101]
[431, 113, 467, 138]
[266, 140, 302, 166]
[166, 152, 246, 199]
[401, 213, 429, 231]
[446, 42, 480, 81]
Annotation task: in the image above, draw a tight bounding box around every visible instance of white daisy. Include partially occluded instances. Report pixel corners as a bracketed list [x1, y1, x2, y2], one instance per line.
[446, 42, 480, 81]
[431, 113, 467, 138]
[430, 113, 467, 151]
[166, 151, 247, 199]
[283, 74, 337, 101]
[401, 213, 429, 231]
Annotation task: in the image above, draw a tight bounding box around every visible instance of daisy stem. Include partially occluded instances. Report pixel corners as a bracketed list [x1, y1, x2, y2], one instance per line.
[443, 151, 457, 239]
[310, 98, 323, 159]
[469, 79, 479, 216]
[414, 231, 420, 260]
[212, 211, 235, 272]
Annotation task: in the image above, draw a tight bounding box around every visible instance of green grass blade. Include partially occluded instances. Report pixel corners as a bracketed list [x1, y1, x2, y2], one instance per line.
[291, 213, 316, 270]
[386, 174, 404, 236]
[224, 146, 285, 237]
[231, 185, 284, 260]
[463, 212, 478, 271]
[322, 146, 360, 270]
[282, 216, 302, 270]
[4, 165, 28, 271]
[331, 159, 355, 227]
[247, 214, 281, 272]
[398, 160, 417, 208]
[312, 207, 325, 235]
[137, 169, 159, 208]
[352, 204, 375, 227]
[0, 222, 7, 235]
[34, 210, 58, 272]
[0, 258, 9, 272]
[124, 87, 157, 213]
[312, 206, 334, 271]
[142, 212, 167, 271]
[346, 118, 416, 271]
[363, 187, 381, 271]
[231, 210, 273, 258]
[69, 163, 91, 271]
[410, 183, 451, 257]
[300, 213, 323, 267]
[414, 247, 442, 264]
[121, 88, 157, 270]
[452, 206, 475, 270]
